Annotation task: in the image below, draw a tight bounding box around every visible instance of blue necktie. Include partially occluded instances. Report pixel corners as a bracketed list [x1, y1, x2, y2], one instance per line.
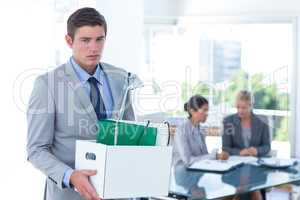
[88, 77, 107, 120]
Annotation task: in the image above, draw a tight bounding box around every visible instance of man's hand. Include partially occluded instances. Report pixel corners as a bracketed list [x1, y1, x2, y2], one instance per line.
[70, 170, 101, 200]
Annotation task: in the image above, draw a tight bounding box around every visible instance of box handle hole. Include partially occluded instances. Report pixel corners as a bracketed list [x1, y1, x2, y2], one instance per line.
[85, 152, 96, 160]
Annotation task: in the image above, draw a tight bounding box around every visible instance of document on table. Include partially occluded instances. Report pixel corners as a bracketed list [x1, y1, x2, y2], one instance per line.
[258, 158, 298, 168]
[228, 156, 258, 164]
[188, 159, 244, 172]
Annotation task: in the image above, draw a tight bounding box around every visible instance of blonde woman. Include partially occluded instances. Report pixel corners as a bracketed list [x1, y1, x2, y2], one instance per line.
[222, 90, 271, 200]
[222, 90, 270, 157]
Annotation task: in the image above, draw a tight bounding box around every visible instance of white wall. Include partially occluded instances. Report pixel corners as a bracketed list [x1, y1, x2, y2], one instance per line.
[144, 0, 300, 18]
[1, 1, 56, 199]
[96, 0, 144, 75]
[180, 0, 300, 16]
[291, 17, 300, 158]
[144, 0, 183, 17]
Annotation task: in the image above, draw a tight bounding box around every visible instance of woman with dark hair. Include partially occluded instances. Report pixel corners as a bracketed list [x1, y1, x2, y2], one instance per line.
[172, 95, 228, 167]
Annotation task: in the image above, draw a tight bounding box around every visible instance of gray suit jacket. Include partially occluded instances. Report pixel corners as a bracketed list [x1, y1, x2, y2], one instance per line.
[26, 60, 135, 200]
[222, 113, 271, 157]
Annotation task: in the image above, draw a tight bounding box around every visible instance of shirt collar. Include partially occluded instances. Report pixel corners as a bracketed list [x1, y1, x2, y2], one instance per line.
[70, 57, 103, 85]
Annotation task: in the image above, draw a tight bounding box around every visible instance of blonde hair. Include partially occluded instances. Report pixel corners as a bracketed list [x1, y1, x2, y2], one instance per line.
[236, 90, 253, 105]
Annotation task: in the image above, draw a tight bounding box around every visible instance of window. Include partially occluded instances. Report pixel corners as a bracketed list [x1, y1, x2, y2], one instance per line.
[142, 21, 293, 158]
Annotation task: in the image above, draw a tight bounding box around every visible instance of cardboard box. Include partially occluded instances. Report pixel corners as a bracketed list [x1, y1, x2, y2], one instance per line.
[75, 140, 173, 199]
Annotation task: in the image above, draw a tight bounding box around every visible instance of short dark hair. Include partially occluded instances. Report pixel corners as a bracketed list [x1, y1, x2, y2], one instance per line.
[67, 7, 107, 39]
[184, 95, 208, 118]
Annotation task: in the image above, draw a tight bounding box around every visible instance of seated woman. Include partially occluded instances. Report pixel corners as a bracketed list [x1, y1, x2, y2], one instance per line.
[222, 90, 271, 200]
[173, 95, 228, 167]
[222, 90, 271, 157]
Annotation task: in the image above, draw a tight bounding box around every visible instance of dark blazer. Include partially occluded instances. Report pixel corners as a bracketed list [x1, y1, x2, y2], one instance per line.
[222, 112, 271, 156]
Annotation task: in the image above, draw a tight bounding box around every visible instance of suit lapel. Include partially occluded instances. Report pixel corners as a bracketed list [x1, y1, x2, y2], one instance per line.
[233, 114, 246, 148]
[250, 113, 259, 146]
[64, 61, 97, 122]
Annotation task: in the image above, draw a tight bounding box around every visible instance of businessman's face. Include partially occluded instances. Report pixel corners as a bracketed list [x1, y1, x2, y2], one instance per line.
[65, 25, 106, 74]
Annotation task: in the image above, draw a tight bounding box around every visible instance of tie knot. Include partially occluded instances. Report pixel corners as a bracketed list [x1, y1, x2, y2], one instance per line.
[88, 77, 98, 85]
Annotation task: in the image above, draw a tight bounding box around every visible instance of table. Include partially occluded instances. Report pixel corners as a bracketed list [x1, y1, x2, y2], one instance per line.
[169, 163, 300, 200]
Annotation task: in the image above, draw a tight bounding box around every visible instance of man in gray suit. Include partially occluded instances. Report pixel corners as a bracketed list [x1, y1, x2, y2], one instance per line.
[27, 7, 136, 200]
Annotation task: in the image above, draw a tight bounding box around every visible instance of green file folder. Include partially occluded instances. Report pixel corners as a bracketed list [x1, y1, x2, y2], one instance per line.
[96, 119, 157, 146]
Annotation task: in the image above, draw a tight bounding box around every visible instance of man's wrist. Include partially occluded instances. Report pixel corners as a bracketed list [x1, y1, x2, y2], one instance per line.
[63, 169, 74, 188]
